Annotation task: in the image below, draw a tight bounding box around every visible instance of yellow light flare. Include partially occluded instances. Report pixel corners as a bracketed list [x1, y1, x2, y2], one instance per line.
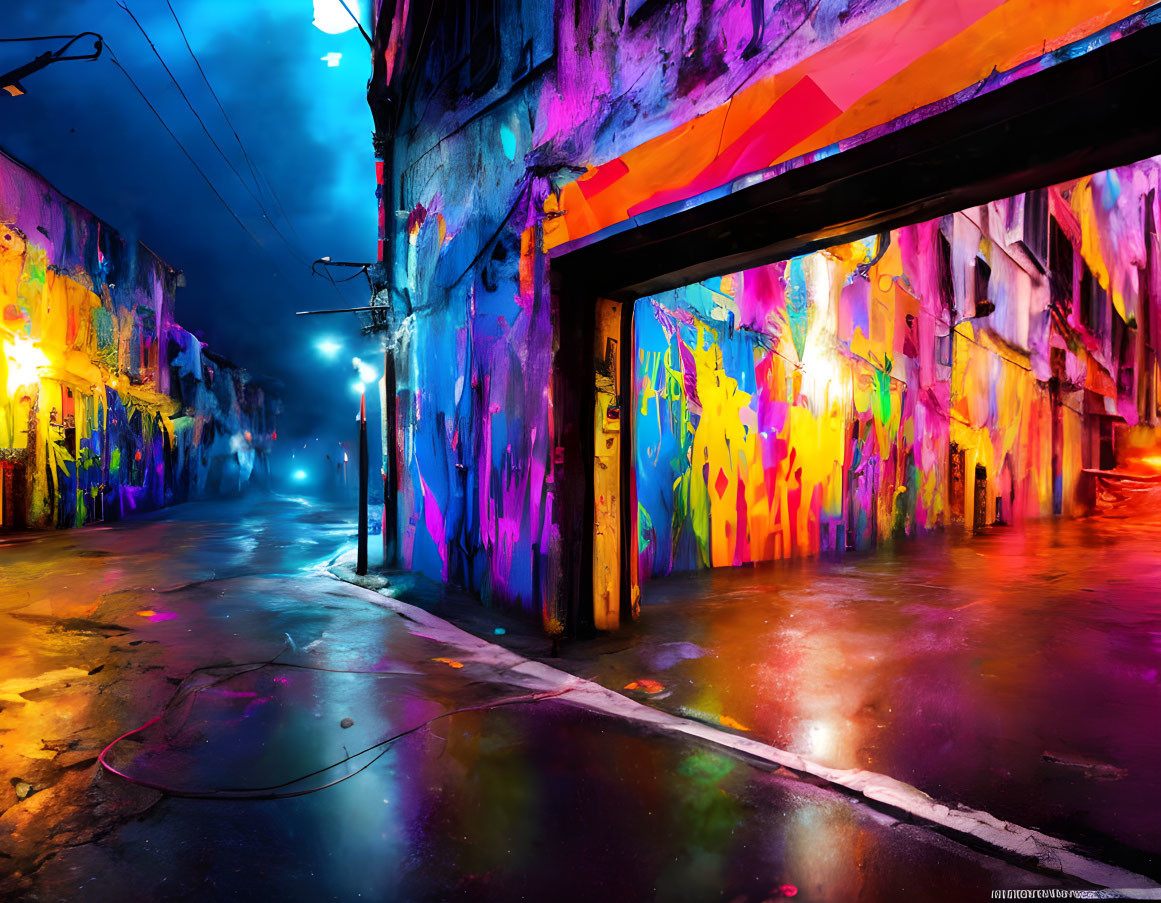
[4, 335, 49, 395]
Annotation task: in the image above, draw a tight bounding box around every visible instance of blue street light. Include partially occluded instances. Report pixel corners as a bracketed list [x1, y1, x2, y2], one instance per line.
[316, 338, 342, 358]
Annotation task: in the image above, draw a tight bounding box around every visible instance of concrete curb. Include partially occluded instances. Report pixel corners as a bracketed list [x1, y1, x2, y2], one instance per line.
[325, 558, 1159, 894]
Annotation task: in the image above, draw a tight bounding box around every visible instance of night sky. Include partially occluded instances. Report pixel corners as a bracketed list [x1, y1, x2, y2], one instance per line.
[2, 0, 383, 472]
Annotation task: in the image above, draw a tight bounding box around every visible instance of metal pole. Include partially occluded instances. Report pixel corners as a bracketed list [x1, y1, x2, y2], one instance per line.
[356, 392, 369, 575]
[382, 347, 398, 567]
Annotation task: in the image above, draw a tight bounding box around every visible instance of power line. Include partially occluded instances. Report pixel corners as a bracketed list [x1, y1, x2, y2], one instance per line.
[164, 0, 262, 199]
[117, 1, 308, 268]
[335, 0, 373, 47]
[259, 167, 301, 244]
[105, 43, 263, 248]
[164, 0, 299, 240]
[148, 4, 357, 311]
[118, 2, 358, 313]
[104, 24, 359, 314]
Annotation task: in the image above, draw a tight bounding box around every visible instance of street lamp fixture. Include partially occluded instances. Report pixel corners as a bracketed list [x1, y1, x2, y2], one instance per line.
[1, 33, 103, 97]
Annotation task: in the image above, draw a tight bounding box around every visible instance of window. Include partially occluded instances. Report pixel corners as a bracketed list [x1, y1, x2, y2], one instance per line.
[1099, 419, 1115, 470]
[422, 0, 500, 102]
[973, 258, 992, 317]
[1079, 262, 1106, 335]
[1017, 188, 1049, 272]
[937, 230, 955, 312]
[467, 0, 498, 96]
[1049, 218, 1074, 310]
[62, 387, 76, 456]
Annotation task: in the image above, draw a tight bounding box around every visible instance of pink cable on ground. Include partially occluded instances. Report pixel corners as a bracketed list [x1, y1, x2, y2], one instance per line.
[98, 687, 574, 801]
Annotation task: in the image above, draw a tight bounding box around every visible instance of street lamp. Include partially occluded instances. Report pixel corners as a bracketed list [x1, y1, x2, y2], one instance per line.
[315, 338, 343, 358]
[4, 336, 49, 394]
[1, 33, 103, 97]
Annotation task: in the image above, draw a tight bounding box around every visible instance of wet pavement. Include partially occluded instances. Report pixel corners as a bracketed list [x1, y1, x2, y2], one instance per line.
[18, 692, 1090, 903]
[0, 494, 1106, 901]
[542, 493, 1161, 880]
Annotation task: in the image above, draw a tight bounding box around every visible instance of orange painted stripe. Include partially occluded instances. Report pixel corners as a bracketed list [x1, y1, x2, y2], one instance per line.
[627, 76, 843, 218]
[545, 0, 1152, 252]
[774, 0, 1148, 166]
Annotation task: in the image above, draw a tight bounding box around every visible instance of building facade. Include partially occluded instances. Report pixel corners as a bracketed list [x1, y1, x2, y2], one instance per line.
[0, 149, 277, 532]
[367, 0, 1161, 632]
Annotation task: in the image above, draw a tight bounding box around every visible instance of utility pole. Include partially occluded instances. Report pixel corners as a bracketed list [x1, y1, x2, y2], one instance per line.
[295, 261, 391, 576]
[382, 345, 398, 567]
[356, 392, 369, 576]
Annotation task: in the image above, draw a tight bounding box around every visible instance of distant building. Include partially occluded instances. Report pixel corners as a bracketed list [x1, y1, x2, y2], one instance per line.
[0, 148, 277, 531]
[366, 1, 1161, 633]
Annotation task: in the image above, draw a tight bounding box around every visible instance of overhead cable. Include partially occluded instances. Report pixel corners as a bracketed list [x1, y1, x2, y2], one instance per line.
[117, 2, 308, 268]
[105, 43, 263, 248]
[164, 0, 299, 239]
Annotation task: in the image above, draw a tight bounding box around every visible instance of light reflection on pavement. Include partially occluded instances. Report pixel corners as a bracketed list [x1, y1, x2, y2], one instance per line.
[0, 494, 1132, 900]
[564, 493, 1161, 875]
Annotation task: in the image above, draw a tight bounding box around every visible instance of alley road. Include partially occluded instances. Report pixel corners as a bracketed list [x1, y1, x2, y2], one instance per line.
[569, 488, 1161, 880]
[0, 495, 1089, 902]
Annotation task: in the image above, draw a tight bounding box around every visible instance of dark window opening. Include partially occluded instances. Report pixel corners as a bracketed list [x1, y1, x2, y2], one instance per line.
[1079, 262, 1106, 335]
[1112, 309, 1128, 366]
[467, 0, 499, 97]
[1018, 188, 1049, 271]
[1049, 217, 1074, 310]
[1099, 419, 1116, 470]
[973, 258, 992, 317]
[62, 387, 76, 457]
[627, 0, 672, 27]
[418, 0, 500, 107]
[937, 230, 955, 312]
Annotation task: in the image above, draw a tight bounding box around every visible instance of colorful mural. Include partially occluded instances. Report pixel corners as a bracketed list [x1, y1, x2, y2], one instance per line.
[0, 149, 277, 531]
[369, 1, 1161, 627]
[633, 160, 1161, 577]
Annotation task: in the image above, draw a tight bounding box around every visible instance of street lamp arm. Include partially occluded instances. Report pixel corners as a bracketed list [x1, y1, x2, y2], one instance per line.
[1, 32, 103, 96]
[311, 257, 378, 291]
[42, 32, 104, 62]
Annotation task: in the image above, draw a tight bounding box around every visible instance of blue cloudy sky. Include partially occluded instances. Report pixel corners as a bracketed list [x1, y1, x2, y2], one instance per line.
[3, 0, 383, 450]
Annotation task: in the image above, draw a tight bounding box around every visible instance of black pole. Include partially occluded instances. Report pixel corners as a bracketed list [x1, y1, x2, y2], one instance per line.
[383, 347, 398, 567]
[356, 393, 369, 575]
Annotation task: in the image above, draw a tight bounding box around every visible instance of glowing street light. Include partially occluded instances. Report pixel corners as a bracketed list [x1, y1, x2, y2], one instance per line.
[4, 336, 49, 395]
[292, 469, 308, 481]
[312, 0, 361, 34]
[352, 356, 378, 383]
[316, 338, 342, 358]
[351, 380, 365, 395]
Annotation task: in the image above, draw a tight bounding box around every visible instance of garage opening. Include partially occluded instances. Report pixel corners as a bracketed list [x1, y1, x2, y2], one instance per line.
[553, 21, 1161, 633]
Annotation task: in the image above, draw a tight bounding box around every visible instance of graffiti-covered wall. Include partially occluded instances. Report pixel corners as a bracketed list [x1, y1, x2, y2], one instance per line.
[370, 1, 1161, 624]
[633, 163, 1161, 578]
[0, 149, 277, 531]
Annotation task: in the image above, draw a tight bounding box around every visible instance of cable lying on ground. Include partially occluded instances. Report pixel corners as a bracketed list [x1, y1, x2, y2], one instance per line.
[98, 655, 574, 801]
